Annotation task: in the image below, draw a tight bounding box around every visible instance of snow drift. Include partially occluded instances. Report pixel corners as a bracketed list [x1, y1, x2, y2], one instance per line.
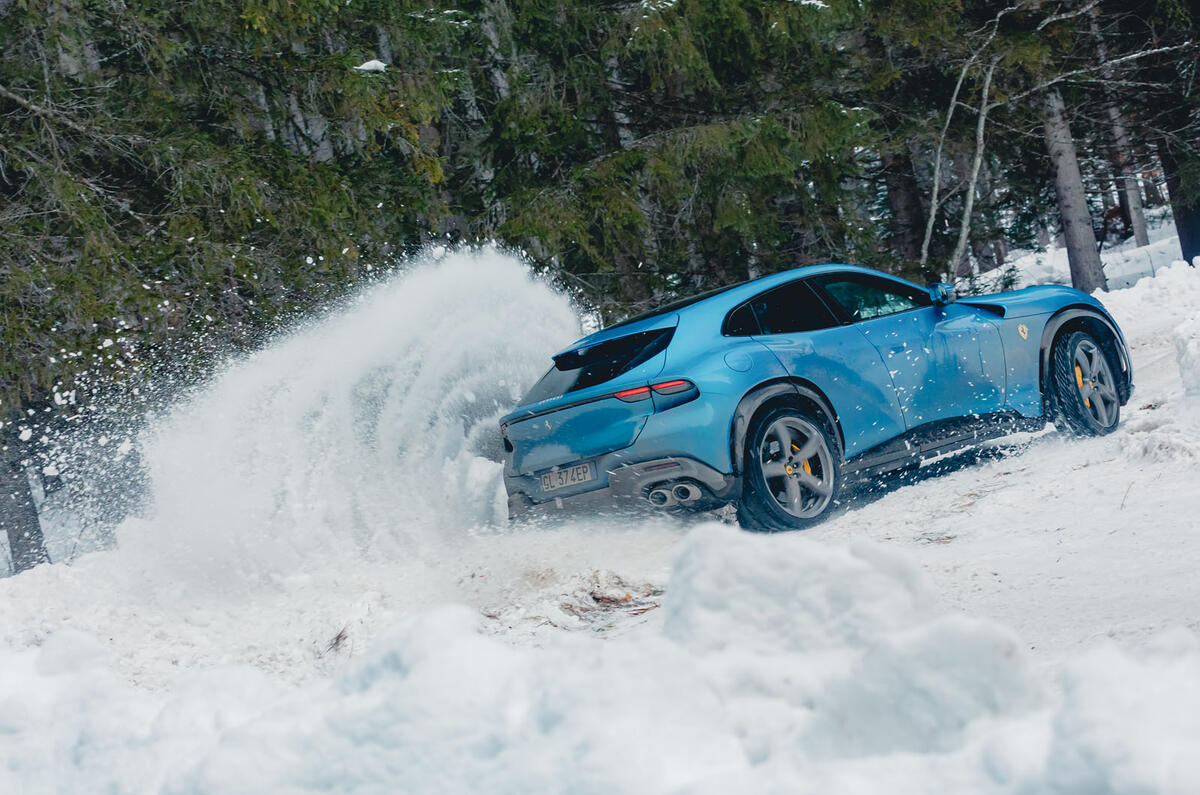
[4, 526, 1200, 793]
[4, 249, 1200, 793]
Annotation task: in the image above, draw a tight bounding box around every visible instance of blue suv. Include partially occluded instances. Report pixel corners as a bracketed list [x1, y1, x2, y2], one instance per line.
[500, 265, 1132, 530]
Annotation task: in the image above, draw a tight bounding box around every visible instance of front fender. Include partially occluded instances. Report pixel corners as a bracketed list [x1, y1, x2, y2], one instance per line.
[1038, 306, 1133, 403]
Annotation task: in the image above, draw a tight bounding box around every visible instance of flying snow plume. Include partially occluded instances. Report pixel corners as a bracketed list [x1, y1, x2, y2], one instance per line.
[117, 247, 579, 591]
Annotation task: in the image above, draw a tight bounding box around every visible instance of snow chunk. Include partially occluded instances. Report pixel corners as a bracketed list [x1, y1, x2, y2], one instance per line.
[1042, 632, 1200, 792]
[352, 59, 388, 73]
[1176, 316, 1200, 402]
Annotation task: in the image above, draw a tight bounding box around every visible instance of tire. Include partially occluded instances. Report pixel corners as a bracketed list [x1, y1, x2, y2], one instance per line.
[1050, 330, 1121, 436]
[736, 405, 841, 532]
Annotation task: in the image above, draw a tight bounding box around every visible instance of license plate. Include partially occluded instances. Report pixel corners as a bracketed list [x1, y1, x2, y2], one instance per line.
[540, 463, 593, 493]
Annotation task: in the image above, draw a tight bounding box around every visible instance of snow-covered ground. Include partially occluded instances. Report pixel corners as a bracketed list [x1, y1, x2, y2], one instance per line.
[2, 247, 1200, 793]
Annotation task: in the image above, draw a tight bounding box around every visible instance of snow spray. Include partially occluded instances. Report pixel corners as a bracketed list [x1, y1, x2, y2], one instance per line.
[117, 247, 580, 591]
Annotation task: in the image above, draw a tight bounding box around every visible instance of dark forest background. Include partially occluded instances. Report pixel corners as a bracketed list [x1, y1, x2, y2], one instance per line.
[1, 2, 1197, 561]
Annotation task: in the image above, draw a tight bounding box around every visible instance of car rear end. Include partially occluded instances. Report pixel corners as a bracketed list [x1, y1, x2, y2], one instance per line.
[499, 312, 734, 518]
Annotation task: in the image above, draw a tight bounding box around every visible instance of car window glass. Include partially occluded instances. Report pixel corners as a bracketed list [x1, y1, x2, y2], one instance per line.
[815, 275, 930, 322]
[745, 280, 839, 335]
[522, 328, 673, 404]
[722, 303, 760, 336]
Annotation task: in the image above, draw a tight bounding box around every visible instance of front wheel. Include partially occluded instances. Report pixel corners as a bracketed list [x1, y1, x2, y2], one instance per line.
[737, 406, 841, 532]
[1050, 331, 1121, 436]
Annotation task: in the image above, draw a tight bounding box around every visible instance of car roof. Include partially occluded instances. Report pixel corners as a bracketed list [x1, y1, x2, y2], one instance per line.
[557, 264, 921, 355]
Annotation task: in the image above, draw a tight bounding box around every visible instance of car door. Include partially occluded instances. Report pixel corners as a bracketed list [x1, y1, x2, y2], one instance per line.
[807, 272, 1006, 430]
[734, 279, 908, 457]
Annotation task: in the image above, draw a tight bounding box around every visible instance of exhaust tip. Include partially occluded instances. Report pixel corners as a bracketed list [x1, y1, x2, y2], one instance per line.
[672, 483, 701, 503]
[647, 488, 672, 507]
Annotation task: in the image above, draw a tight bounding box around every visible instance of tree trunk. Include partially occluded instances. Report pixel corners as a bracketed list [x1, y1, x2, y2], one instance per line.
[1090, 8, 1149, 248]
[881, 150, 926, 264]
[1142, 162, 1164, 208]
[972, 235, 998, 273]
[1159, 138, 1200, 267]
[1106, 110, 1148, 246]
[1, 439, 48, 575]
[604, 55, 635, 150]
[481, 0, 513, 101]
[1140, 148, 1165, 207]
[1112, 159, 1131, 232]
[992, 238, 1007, 268]
[1042, 89, 1107, 292]
[1037, 226, 1051, 249]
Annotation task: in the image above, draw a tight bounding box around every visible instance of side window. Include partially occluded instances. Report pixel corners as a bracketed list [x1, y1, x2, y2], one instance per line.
[727, 280, 839, 336]
[723, 303, 760, 336]
[812, 274, 931, 322]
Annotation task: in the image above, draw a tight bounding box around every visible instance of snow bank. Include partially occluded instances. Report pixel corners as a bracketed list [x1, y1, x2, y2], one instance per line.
[1101, 259, 1200, 342]
[1041, 632, 1200, 794]
[1100, 262, 1200, 461]
[6, 246, 1200, 792]
[967, 209, 1186, 293]
[5, 525, 1200, 793]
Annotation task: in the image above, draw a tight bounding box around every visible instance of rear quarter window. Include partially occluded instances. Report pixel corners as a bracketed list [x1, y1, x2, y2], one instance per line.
[724, 280, 839, 336]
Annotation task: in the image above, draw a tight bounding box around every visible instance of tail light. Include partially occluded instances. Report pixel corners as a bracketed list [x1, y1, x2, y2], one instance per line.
[613, 380, 695, 403]
[651, 379, 693, 395]
[613, 385, 652, 402]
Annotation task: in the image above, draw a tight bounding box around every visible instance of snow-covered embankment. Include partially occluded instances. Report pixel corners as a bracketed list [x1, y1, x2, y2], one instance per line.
[3, 254, 1200, 792]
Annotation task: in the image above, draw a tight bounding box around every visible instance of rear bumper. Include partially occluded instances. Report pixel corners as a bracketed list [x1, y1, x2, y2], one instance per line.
[505, 455, 738, 520]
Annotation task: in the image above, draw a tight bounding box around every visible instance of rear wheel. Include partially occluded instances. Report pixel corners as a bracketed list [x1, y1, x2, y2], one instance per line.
[1051, 331, 1121, 436]
[737, 406, 841, 532]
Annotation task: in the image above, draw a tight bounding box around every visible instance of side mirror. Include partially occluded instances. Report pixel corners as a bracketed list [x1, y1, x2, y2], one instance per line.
[928, 282, 958, 306]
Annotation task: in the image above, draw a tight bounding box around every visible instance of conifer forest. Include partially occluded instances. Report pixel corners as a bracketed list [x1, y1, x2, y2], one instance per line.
[1, 0, 1196, 428]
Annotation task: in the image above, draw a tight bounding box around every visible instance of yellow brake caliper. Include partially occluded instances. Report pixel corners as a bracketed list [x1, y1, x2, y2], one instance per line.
[1075, 364, 1090, 409]
[786, 442, 814, 476]
[790, 443, 814, 476]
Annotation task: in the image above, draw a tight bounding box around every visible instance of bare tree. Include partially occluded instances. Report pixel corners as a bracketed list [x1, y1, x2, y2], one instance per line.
[949, 57, 1000, 276]
[1043, 88, 1107, 292]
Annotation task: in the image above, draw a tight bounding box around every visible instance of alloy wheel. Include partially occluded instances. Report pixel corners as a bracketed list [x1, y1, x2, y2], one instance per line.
[758, 416, 835, 519]
[1073, 338, 1119, 427]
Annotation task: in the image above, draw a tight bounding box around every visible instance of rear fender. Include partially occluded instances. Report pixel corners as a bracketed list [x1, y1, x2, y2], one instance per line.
[1039, 306, 1133, 405]
[730, 379, 842, 476]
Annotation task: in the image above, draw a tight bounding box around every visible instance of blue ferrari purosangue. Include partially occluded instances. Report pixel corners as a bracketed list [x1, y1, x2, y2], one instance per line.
[500, 265, 1132, 530]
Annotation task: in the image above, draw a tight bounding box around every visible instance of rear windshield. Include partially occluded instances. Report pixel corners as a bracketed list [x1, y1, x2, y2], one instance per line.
[522, 328, 674, 404]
